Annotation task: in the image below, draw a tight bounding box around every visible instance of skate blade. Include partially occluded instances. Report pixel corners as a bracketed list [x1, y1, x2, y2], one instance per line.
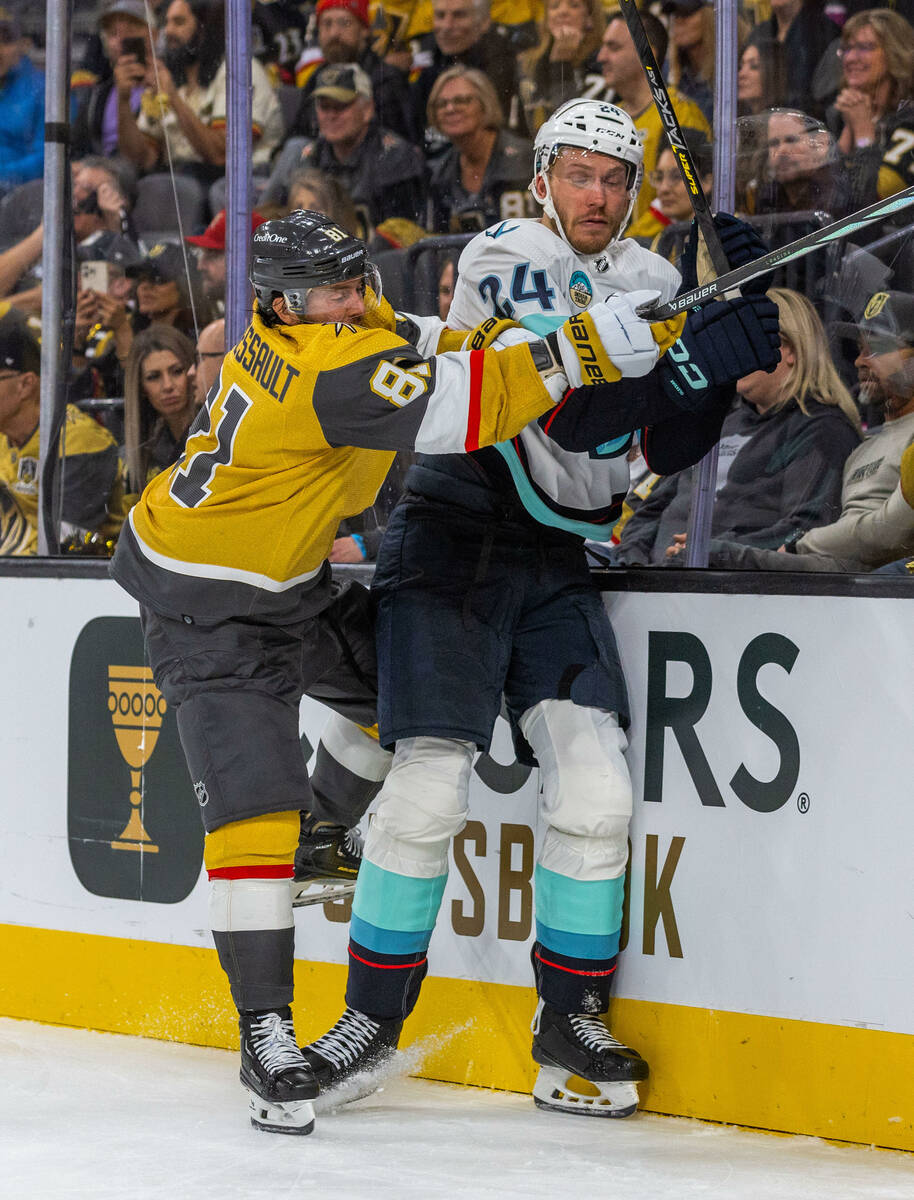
[246, 1091, 315, 1135]
[291, 880, 356, 908]
[532, 1067, 639, 1119]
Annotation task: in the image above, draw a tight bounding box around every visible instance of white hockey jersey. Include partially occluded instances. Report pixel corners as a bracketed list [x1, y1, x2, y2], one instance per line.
[446, 219, 681, 536]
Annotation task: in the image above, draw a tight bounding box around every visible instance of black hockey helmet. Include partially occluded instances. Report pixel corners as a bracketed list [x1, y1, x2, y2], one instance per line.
[249, 209, 381, 319]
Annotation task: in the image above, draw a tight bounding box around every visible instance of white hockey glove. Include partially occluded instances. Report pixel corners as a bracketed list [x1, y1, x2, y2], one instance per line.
[548, 290, 665, 387]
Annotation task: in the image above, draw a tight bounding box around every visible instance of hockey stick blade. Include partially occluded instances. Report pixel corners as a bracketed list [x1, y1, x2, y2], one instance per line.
[641, 186, 914, 320]
[618, 0, 730, 278]
[292, 880, 356, 908]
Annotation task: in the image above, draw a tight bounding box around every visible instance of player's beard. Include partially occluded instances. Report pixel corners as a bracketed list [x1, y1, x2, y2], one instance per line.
[546, 184, 626, 256]
[561, 209, 622, 256]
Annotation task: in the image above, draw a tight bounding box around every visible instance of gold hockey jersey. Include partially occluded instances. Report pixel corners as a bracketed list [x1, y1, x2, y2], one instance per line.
[0, 403, 128, 555]
[112, 310, 555, 623]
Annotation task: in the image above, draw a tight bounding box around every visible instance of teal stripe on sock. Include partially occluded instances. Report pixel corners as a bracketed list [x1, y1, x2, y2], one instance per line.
[535, 864, 625, 937]
[349, 914, 432, 956]
[353, 859, 448, 933]
[535, 920, 620, 960]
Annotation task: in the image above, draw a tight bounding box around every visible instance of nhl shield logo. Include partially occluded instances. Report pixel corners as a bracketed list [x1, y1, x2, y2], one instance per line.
[194, 780, 209, 807]
[569, 270, 593, 309]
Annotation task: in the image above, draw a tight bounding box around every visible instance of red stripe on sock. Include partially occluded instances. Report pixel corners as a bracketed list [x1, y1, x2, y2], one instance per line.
[348, 947, 426, 971]
[535, 951, 617, 978]
[207, 865, 295, 880]
[464, 348, 484, 451]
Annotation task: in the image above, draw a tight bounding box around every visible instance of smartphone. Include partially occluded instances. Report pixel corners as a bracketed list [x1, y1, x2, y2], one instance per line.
[80, 260, 110, 295]
[121, 35, 146, 64]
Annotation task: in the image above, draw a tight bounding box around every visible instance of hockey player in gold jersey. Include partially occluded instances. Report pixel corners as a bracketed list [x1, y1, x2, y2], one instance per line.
[110, 209, 680, 1134]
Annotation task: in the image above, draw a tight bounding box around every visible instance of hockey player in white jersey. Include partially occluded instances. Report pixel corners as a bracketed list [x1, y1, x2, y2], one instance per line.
[303, 99, 780, 1119]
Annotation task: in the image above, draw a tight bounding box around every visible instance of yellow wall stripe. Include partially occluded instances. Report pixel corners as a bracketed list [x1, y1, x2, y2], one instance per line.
[3, 924, 912, 1152]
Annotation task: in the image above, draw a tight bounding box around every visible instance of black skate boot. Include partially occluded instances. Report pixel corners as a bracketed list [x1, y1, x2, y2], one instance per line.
[531, 1000, 649, 1119]
[302, 1008, 403, 1107]
[240, 1007, 319, 1134]
[291, 814, 362, 907]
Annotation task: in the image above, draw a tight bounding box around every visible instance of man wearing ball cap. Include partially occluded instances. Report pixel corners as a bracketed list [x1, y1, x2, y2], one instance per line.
[290, 0, 412, 140]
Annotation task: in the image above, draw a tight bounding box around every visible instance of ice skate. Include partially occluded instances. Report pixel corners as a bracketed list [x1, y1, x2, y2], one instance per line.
[302, 1007, 402, 1108]
[239, 1008, 319, 1134]
[531, 1001, 648, 1119]
[291, 815, 362, 907]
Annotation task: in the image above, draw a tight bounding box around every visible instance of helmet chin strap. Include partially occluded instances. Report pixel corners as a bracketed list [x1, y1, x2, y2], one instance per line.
[529, 153, 638, 257]
[531, 168, 573, 249]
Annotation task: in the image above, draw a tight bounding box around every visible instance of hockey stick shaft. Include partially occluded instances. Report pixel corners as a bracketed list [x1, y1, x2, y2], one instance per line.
[641, 184, 914, 319]
[618, 0, 731, 278]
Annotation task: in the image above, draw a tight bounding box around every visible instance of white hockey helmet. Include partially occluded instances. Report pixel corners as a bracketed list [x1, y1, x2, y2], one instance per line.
[530, 98, 645, 249]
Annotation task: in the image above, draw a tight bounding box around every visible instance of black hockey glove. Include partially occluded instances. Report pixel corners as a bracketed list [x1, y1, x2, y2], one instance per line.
[711, 212, 772, 294]
[659, 294, 781, 411]
[676, 213, 772, 295]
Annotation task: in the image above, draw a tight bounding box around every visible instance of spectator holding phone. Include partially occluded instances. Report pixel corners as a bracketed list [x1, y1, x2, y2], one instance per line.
[117, 0, 282, 186]
[73, 156, 139, 243]
[73, 237, 142, 395]
[72, 0, 157, 160]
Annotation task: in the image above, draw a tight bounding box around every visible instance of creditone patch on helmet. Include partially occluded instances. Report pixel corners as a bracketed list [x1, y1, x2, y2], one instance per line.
[569, 270, 593, 309]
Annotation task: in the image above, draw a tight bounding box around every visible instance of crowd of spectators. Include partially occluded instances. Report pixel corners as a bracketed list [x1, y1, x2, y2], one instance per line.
[0, 0, 912, 573]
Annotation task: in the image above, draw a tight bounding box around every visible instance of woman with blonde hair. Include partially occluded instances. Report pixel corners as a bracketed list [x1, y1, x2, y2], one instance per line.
[123, 324, 198, 496]
[517, 0, 606, 131]
[616, 288, 862, 565]
[286, 168, 360, 236]
[427, 65, 534, 234]
[830, 9, 914, 204]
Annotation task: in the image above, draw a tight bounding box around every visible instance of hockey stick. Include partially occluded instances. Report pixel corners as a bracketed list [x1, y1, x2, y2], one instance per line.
[641, 184, 914, 319]
[617, 0, 731, 278]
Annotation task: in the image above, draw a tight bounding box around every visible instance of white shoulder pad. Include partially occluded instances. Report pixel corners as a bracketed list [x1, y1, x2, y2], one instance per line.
[613, 238, 681, 305]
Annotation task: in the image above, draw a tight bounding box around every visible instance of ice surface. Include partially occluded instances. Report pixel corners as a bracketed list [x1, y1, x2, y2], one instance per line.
[0, 1017, 910, 1200]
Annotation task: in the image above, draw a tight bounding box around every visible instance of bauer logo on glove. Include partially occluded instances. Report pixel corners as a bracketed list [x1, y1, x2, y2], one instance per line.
[565, 313, 619, 384]
[550, 289, 675, 389]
